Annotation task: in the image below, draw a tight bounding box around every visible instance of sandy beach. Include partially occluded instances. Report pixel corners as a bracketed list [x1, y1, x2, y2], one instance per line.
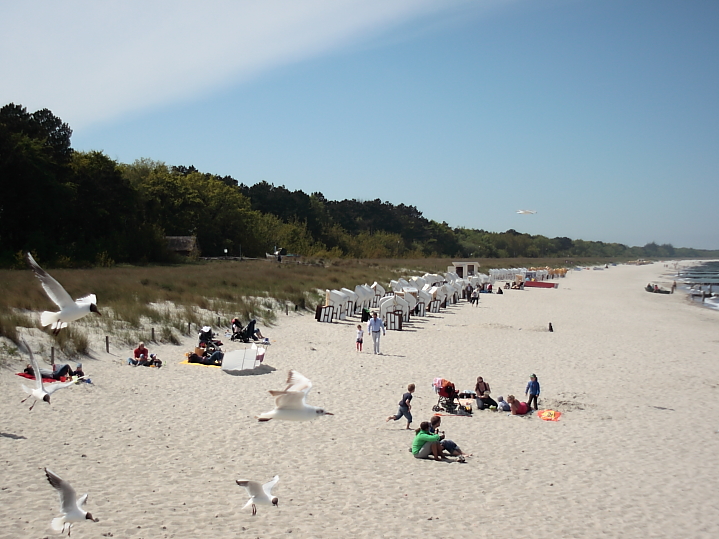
[2, 262, 719, 538]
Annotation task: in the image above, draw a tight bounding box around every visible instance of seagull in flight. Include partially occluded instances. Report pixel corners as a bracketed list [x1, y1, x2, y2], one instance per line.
[26, 253, 101, 334]
[45, 468, 98, 535]
[19, 340, 83, 411]
[258, 370, 334, 421]
[236, 475, 279, 516]
[516, 210, 537, 214]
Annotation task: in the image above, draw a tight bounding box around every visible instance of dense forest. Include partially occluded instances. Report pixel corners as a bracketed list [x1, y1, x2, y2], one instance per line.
[1, 103, 717, 267]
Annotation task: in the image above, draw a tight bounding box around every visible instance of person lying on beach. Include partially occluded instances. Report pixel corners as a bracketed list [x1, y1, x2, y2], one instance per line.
[26, 362, 74, 380]
[429, 416, 467, 462]
[411, 421, 443, 461]
[506, 395, 530, 415]
[188, 349, 223, 366]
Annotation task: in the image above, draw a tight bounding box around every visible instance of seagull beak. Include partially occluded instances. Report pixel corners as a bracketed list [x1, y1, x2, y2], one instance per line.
[325, 412, 334, 415]
[90, 304, 102, 316]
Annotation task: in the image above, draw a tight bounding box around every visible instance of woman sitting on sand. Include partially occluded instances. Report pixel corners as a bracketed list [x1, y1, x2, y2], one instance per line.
[474, 376, 498, 410]
[506, 395, 530, 416]
[411, 422, 443, 461]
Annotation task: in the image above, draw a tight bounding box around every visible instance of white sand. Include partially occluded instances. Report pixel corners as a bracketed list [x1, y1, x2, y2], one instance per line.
[2, 262, 719, 538]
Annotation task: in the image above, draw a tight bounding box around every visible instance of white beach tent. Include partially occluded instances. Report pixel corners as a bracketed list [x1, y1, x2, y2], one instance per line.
[354, 284, 374, 312]
[379, 294, 409, 320]
[340, 287, 358, 314]
[326, 289, 350, 320]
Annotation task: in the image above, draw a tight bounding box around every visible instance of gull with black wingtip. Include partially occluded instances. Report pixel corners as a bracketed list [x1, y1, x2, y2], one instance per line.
[26, 252, 101, 335]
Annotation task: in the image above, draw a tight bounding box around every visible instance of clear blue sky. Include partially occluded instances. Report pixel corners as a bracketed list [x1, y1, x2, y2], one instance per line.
[2, 0, 717, 249]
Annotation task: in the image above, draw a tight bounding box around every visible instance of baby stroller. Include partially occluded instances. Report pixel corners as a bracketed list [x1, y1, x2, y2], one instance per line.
[432, 378, 459, 414]
[198, 326, 223, 353]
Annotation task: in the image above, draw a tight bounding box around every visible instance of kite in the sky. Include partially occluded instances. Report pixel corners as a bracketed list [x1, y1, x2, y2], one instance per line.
[516, 210, 537, 214]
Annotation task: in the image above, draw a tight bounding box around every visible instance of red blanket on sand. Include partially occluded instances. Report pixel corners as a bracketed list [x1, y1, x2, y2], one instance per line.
[16, 372, 65, 383]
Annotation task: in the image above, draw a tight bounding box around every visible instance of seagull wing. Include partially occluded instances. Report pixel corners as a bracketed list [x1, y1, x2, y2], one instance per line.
[45, 468, 78, 515]
[269, 390, 306, 410]
[45, 378, 82, 395]
[75, 294, 97, 305]
[22, 339, 44, 391]
[262, 475, 279, 497]
[235, 480, 264, 498]
[26, 253, 75, 309]
[284, 370, 312, 395]
[77, 494, 88, 508]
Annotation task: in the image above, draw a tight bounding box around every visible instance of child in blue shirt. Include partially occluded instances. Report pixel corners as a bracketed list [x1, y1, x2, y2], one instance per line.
[525, 374, 540, 410]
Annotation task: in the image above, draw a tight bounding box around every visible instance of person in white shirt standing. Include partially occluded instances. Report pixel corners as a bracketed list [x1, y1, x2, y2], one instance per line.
[367, 312, 386, 355]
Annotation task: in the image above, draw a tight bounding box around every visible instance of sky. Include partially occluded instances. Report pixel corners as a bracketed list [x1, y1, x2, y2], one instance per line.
[2, 0, 718, 249]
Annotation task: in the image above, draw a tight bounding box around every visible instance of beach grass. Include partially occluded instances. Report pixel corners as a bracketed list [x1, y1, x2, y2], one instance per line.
[0, 255, 621, 345]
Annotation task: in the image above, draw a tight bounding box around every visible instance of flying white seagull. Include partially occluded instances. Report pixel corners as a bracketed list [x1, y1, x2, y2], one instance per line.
[258, 370, 334, 421]
[44, 468, 98, 536]
[19, 340, 83, 411]
[516, 210, 537, 214]
[26, 253, 101, 334]
[236, 475, 279, 516]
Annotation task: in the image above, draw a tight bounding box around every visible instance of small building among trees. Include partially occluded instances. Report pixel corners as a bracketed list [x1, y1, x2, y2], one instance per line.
[165, 236, 199, 258]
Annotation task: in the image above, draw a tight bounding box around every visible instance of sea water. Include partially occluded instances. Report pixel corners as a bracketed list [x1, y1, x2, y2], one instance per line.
[676, 260, 719, 311]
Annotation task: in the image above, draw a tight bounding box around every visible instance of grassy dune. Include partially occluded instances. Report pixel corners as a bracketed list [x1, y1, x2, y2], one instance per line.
[0, 256, 612, 357]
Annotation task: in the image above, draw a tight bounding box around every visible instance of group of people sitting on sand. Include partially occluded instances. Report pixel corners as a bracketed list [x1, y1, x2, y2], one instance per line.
[126, 342, 163, 368]
[412, 415, 468, 462]
[387, 374, 542, 462]
[474, 374, 540, 415]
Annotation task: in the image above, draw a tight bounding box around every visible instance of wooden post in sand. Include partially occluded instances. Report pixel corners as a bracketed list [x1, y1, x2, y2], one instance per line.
[286, 303, 289, 315]
[217, 316, 220, 327]
[188, 322, 191, 335]
[50, 346, 54, 363]
[151, 327, 155, 342]
[105, 336, 109, 353]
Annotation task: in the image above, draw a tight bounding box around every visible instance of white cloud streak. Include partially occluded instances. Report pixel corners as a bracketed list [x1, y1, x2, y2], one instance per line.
[0, 0, 492, 128]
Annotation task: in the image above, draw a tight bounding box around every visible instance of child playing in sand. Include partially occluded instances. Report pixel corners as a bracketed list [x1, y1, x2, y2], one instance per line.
[525, 374, 540, 410]
[386, 383, 415, 429]
[356, 324, 364, 352]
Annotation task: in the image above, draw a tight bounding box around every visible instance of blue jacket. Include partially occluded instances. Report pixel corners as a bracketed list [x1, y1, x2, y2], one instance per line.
[526, 380, 540, 395]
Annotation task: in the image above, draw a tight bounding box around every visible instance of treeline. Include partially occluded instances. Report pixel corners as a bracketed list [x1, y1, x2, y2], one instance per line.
[1, 103, 716, 267]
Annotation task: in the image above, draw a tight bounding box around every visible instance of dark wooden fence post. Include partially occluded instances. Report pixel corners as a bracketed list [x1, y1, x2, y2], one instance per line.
[105, 336, 109, 353]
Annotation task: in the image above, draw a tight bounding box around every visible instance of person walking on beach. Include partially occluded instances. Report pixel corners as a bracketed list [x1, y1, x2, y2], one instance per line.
[367, 312, 385, 355]
[386, 383, 415, 429]
[355, 324, 364, 352]
[525, 374, 540, 410]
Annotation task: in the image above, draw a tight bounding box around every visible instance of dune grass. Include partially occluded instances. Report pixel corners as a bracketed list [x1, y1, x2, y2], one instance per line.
[0, 255, 616, 356]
